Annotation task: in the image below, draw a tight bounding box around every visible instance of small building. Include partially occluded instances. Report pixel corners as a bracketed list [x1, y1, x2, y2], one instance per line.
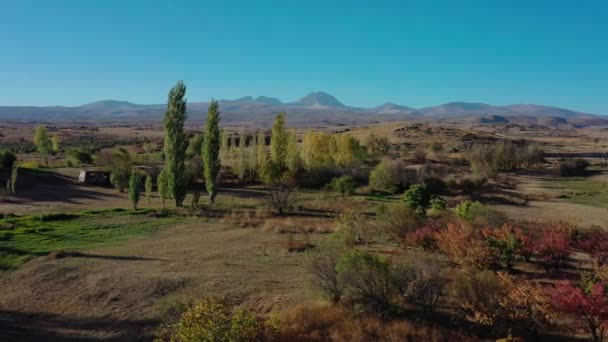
[78, 170, 111, 185]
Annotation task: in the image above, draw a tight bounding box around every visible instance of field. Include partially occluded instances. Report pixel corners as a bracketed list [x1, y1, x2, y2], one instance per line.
[1, 119, 608, 341]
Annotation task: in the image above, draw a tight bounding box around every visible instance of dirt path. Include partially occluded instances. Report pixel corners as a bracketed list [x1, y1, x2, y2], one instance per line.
[0, 221, 314, 341]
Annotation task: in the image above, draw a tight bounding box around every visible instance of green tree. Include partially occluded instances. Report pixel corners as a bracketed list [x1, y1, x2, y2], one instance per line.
[235, 131, 247, 181]
[186, 132, 204, 159]
[366, 134, 390, 157]
[157, 169, 169, 208]
[330, 176, 357, 197]
[108, 147, 132, 192]
[285, 129, 301, 172]
[203, 100, 221, 204]
[51, 134, 60, 154]
[162, 81, 189, 207]
[145, 175, 153, 207]
[128, 170, 141, 210]
[333, 134, 365, 167]
[247, 131, 258, 183]
[33, 126, 52, 166]
[403, 184, 431, 215]
[300, 130, 333, 170]
[10, 162, 18, 196]
[270, 112, 288, 168]
[256, 131, 266, 171]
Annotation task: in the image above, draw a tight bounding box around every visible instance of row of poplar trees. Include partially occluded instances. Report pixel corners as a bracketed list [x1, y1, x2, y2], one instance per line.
[161, 81, 221, 206]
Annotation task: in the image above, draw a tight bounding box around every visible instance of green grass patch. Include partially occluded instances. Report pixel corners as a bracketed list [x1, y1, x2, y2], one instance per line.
[544, 177, 608, 207]
[0, 208, 186, 270]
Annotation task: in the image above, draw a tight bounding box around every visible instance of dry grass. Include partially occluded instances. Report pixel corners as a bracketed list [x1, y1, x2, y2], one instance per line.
[281, 234, 314, 253]
[263, 216, 337, 234]
[220, 208, 274, 228]
[274, 302, 479, 342]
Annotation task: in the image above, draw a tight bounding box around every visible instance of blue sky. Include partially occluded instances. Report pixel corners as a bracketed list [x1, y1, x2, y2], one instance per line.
[1, 0, 607, 113]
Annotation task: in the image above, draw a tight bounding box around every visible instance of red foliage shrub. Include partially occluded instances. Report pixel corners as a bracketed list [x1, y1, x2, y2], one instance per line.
[577, 230, 608, 265]
[404, 224, 440, 251]
[534, 226, 571, 272]
[549, 281, 608, 342]
[436, 220, 496, 270]
[482, 224, 525, 268]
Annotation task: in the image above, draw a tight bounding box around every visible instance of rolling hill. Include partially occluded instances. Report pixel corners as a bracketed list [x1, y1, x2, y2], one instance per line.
[0, 92, 604, 127]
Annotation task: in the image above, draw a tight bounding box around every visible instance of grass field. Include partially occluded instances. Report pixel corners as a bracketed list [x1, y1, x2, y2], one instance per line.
[0, 208, 187, 270]
[544, 176, 608, 208]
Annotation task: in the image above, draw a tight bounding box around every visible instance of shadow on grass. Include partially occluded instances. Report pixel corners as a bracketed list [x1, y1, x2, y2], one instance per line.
[0, 309, 158, 341]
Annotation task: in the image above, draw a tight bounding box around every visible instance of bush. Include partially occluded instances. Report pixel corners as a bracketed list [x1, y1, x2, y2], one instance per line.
[110, 169, 130, 192]
[166, 298, 270, 342]
[452, 270, 509, 327]
[66, 148, 93, 165]
[427, 197, 447, 218]
[309, 248, 344, 303]
[436, 220, 496, 270]
[335, 208, 372, 246]
[403, 184, 431, 215]
[375, 205, 422, 242]
[274, 303, 474, 341]
[264, 178, 298, 215]
[398, 252, 448, 313]
[577, 229, 608, 265]
[455, 200, 507, 228]
[535, 225, 572, 272]
[0, 150, 17, 169]
[366, 134, 390, 158]
[483, 224, 525, 269]
[404, 224, 440, 251]
[336, 250, 394, 310]
[549, 281, 608, 342]
[559, 158, 589, 177]
[329, 175, 357, 198]
[368, 160, 414, 194]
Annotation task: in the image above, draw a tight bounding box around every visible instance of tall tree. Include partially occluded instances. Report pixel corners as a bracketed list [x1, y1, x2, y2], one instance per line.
[256, 131, 267, 169]
[10, 162, 18, 196]
[163, 81, 189, 207]
[248, 131, 258, 183]
[145, 175, 153, 207]
[128, 170, 141, 210]
[285, 129, 300, 172]
[270, 112, 288, 168]
[157, 169, 168, 208]
[202, 100, 221, 204]
[33, 126, 52, 166]
[235, 131, 247, 181]
[51, 134, 60, 154]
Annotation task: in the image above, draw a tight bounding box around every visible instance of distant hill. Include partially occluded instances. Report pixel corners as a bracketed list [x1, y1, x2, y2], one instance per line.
[294, 91, 345, 107]
[0, 92, 604, 127]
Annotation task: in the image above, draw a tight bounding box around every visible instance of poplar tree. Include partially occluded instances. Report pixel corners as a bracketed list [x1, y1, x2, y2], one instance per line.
[10, 162, 18, 196]
[256, 131, 267, 168]
[128, 170, 141, 211]
[157, 169, 168, 208]
[237, 131, 247, 181]
[248, 131, 258, 183]
[270, 112, 288, 168]
[34, 126, 51, 166]
[162, 81, 188, 207]
[285, 129, 300, 172]
[203, 100, 221, 204]
[51, 134, 60, 154]
[145, 175, 153, 207]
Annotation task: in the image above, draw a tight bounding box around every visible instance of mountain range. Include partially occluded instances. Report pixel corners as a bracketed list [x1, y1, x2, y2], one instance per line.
[0, 91, 606, 127]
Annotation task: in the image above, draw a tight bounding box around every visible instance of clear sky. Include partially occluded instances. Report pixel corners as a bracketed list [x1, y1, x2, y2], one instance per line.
[1, 0, 607, 113]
